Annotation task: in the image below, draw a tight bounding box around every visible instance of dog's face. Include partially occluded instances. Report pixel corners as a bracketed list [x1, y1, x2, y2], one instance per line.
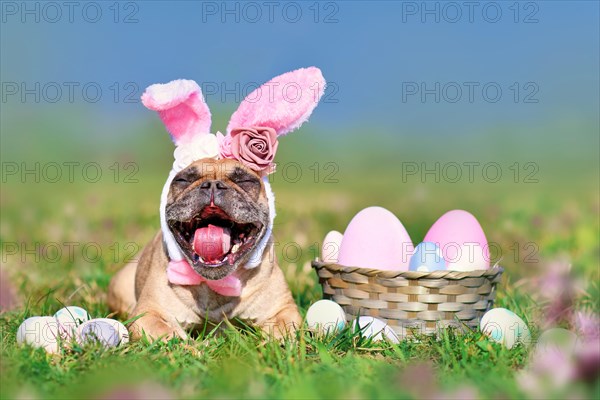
[165, 158, 270, 280]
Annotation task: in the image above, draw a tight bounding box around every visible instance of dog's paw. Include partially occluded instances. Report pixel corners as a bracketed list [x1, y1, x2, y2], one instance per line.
[260, 306, 302, 341]
[129, 310, 187, 342]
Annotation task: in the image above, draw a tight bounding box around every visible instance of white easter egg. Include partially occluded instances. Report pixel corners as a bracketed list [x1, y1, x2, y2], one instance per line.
[54, 306, 90, 339]
[321, 231, 343, 263]
[446, 243, 489, 272]
[306, 300, 346, 334]
[77, 319, 122, 348]
[91, 318, 130, 344]
[480, 308, 531, 349]
[17, 316, 61, 353]
[353, 316, 400, 344]
[54, 306, 89, 325]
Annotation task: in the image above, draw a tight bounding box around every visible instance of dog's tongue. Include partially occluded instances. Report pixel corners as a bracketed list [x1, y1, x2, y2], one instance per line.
[193, 225, 231, 262]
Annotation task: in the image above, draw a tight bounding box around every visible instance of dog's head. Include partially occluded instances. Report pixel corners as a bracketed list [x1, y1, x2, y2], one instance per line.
[142, 67, 326, 280]
[165, 158, 269, 279]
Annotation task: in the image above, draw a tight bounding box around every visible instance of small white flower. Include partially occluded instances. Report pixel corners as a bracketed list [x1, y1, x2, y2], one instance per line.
[172, 134, 219, 171]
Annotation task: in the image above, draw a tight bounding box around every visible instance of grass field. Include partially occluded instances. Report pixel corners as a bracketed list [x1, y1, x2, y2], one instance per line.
[1, 122, 598, 399]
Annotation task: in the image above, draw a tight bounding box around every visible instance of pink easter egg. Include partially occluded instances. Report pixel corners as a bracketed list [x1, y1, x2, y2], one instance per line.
[338, 207, 414, 270]
[321, 230, 343, 263]
[423, 210, 490, 270]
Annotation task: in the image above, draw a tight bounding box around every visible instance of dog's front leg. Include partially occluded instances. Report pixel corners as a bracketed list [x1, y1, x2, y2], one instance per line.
[259, 304, 302, 340]
[129, 305, 188, 341]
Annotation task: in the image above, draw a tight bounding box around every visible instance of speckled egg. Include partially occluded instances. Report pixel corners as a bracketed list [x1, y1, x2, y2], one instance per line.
[480, 308, 531, 349]
[409, 242, 447, 272]
[77, 319, 121, 348]
[54, 306, 90, 339]
[306, 300, 346, 334]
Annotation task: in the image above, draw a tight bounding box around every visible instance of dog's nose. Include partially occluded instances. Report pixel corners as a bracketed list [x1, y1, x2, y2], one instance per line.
[200, 180, 228, 190]
[200, 180, 228, 206]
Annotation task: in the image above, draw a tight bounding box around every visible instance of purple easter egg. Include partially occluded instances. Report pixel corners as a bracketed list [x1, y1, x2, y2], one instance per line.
[78, 320, 120, 347]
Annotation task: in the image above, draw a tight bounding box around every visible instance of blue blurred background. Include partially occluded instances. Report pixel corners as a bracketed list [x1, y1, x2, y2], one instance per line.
[1, 0, 599, 262]
[2, 1, 598, 142]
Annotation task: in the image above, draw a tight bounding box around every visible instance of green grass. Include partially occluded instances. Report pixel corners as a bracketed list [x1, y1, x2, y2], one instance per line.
[1, 124, 598, 399]
[0, 320, 529, 399]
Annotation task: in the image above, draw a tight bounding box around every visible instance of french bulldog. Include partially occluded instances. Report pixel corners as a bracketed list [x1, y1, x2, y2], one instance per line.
[108, 158, 300, 340]
[107, 67, 326, 340]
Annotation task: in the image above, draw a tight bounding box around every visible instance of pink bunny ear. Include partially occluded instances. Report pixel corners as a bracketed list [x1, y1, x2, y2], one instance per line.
[227, 67, 325, 136]
[141, 79, 211, 145]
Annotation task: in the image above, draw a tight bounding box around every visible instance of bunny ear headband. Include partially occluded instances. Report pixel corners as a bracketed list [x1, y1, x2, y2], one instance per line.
[141, 67, 326, 291]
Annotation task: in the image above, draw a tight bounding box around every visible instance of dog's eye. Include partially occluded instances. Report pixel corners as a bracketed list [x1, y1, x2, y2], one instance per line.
[236, 179, 259, 191]
[174, 177, 189, 185]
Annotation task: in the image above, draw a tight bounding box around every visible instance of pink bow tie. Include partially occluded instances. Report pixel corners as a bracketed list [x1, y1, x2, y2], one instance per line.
[167, 260, 242, 297]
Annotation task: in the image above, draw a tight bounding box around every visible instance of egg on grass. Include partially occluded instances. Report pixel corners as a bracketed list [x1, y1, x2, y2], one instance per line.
[17, 316, 61, 354]
[92, 318, 130, 344]
[305, 300, 346, 334]
[77, 319, 127, 348]
[352, 316, 400, 344]
[54, 306, 90, 339]
[480, 308, 531, 349]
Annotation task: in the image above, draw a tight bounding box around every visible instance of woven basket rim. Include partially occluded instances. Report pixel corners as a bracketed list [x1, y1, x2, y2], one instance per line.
[312, 260, 504, 280]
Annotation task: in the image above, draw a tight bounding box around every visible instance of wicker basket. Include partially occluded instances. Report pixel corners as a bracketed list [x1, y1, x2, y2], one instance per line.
[312, 261, 503, 338]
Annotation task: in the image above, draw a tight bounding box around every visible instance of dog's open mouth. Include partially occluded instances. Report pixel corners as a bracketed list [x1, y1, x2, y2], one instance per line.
[169, 206, 263, 269]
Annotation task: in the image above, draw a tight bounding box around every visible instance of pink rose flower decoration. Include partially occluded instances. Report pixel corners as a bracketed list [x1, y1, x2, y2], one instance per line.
[229, 126, 278, 173]
[216, 132, 234, 159]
